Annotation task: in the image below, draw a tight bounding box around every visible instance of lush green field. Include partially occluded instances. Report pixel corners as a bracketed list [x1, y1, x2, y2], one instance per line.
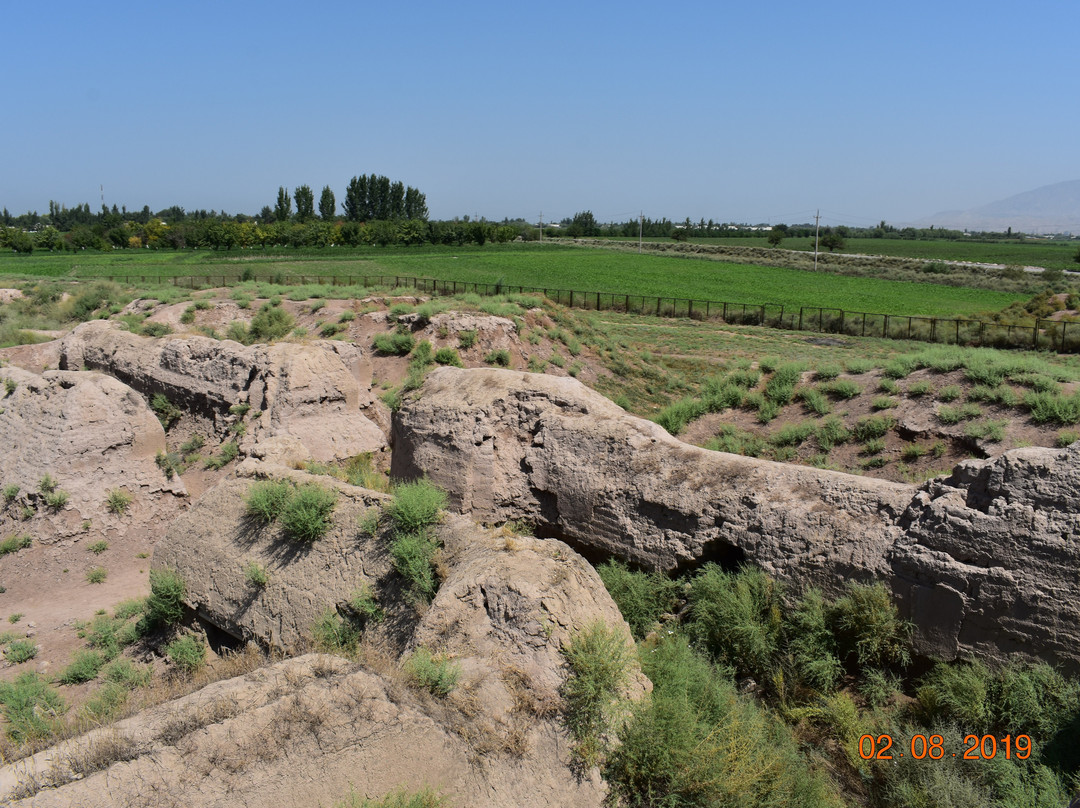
[0, 243, 1026, 317]
[643, 236, 1080, 270]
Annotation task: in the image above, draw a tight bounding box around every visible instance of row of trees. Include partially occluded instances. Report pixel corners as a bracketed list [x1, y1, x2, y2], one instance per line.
[262, 175, 428, 224]
[0, 216, 531, 253]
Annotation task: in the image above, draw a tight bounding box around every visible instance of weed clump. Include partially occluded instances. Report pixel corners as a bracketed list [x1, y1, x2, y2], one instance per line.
[280, 484, 337, 542]
[105, 489, 133, 515]
[166, 635, 206, 674]
[560, 621, 632, 766]
[372, 332, 415, 355]
[405, 648, 461, 697]
[141, 568, 187, 632]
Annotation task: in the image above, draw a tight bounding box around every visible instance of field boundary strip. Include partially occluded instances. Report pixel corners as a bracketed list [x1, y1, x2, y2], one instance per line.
[99, 272, 1079, 354]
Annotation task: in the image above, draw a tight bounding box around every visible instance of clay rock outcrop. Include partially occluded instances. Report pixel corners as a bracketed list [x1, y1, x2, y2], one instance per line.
[891, 445, 1080, 666]
[0, 654, 606, 808]
[392, 367, 1080, 670]
[0, 365, 185, 543]
[59, 320, 385, 461]
[391, 367, 910, 584]
[153, 466, 390, 652]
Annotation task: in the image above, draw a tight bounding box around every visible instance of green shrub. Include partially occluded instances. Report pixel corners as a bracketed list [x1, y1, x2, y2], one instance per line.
[878, 378, 900, 394]
[347, 583, 383, 625]
[150, 394, 183, 430]
[597, 560, 681, 640]
[386, 479, 446, 533]
[88, 540, 108, 554]
[965, 420, 1007, 442]
[0, 673, 65, 741]
[166, 635, 206, 673]
[764, 362, 804, 405]
[815, 417, 850, 451]
[105, 488, 133, 515]
[203, 441, 239, 470]
[1025, 390, 1080, 426]
[786, 589, 842, 693]
[560, 621, 631, 764]
[141, 568, 187, 631]
[608, 633, 834, 808]
[141, 321, 172, 337]
[248, 304, 295, 342]
[907, 380, 933, 397]
[411, 339, 435, 366]
[44, 489, 69, 510]
[3, 377, 16, 396]
[796, 387, 831, 415]
[405, 648, 461, 697]
[0, 534, 31, 555]
[901, 443, 927, 461]
[1055, 429, 1079, 448]
[485, 348, 511, 367]
[757, 356, 780, 373]
[883, 356, 918, 378]
[102, 658, 151, 689]
[843, 358, 875, 374]
[372, 332, 415, 355]
[280, 484, 337, 542]
[244, 562, 269, 587]
[6, 639, 38, 664]
[391, 531, 441, 602]
[86, 566, 107, 584]
[820, 379, 861, 400]
[245, 479, 294, 523]
[771, 421, 816, 447]
[686, 565, 784, 685]
[433, 347, 463, 367]
[226, 321, 250, 343]
[37, 473, 58, 494]
[938, 384, 963, 402]
[312, 608, 361, 653]
[654, 398, 706, 435]
[338, 310, 356, 323]
[457, 329, 477, 350]
[872, 396, 899, 410]
[813, 364, 842, 381]
[2, 484, 18, 504]
[830, 582, 912, 672]
[853, 415, 894, 441]
[58, 650, 105, 684]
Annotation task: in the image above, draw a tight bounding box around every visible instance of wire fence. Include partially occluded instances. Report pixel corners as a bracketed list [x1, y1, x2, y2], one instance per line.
[103, 272, 1080, 354]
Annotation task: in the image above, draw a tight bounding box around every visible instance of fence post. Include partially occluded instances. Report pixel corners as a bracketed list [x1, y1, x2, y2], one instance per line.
[723, 302, 728, 321]
[1034, 319, 1041, 350]
[930, 318, 936, 342]
[798, 307, 803, 330]
[884, 314, 889, 338]
[1062, 322, 1069, 352]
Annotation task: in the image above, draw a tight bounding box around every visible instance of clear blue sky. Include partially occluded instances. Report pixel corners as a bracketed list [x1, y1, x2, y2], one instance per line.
[3, 0, 1077, 228]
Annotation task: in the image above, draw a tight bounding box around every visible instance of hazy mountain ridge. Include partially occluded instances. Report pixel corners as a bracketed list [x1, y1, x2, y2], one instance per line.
[915, 179, 1080, 234]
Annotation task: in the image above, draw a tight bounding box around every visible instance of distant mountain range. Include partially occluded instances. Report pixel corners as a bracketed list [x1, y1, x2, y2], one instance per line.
[913, 180, 1080, 234]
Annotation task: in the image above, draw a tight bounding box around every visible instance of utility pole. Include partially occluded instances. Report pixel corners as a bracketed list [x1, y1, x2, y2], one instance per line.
[639, 211, 643, 254]
[814, 209, 821, 272]
[539, 211, 543, 244]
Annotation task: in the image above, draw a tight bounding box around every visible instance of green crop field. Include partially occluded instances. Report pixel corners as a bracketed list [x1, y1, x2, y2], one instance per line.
[0, 243, 1027, 318]
[660, 235, 1080, 270]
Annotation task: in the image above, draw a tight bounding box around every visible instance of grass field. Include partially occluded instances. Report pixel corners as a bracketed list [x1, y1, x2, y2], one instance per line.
[642, 236, 1080, 270]
[0, 244, 1027, 318]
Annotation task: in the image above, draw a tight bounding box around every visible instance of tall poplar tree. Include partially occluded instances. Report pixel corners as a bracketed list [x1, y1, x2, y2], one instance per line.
[319, 186, 336, 220]
[294, 185, 315, 223]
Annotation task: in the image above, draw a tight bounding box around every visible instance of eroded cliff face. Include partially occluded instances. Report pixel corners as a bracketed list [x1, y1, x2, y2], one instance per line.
[59, 321, 387, 462]
[393, 367, 1080, 670]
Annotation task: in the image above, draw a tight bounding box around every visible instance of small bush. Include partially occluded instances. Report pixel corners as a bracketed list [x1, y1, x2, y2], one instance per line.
[871, 396, 899, 410]
[312, 608, 361, 653]
[391, 531, 441, 602]
[142, 568, 187, 631]
[938, 384, 963, 402]
[2, 484, 18, 504]
[820, 379, 861, 400]
[88, 540, 109, 554]
[771, 421, 816, 447]
[6, 640, 38, 664]
[853, 414, 894, 441]
[0, 534, 31, 555]
[965, 420, 1007, 442]
[203, 441, 238, 470]
[86, 566, 107, 584]
[245, 479, 294, 523]
[3, 377, 16, 396]
[831, 582, 912, 672]
[901, 443, 927, 461]
[405, 648, 461, 697]
[815, 416, 850, 451]
[844, 358, 875, 374]
[907, 380, 933, 397]
[434, 347, 463, 367]
[141, 321, 172, 337]
[1055, 429, 1080, 448]
[44, 489, 69, 510]
[150, 394, 183, 430]
[862, 437, 886, 455]
[166, 635, 206, 674]
[372, 332, 415, 355]
[485, 348, 511, 367]
[333, 786, 447, 808]
[560, 621, 631, 764]
[280, 484, 337, 542]
[58, 650, 105, 684]
[796, 387, 831, 415]
[1025, 390, 1080, 426]
[597, 560, 680, 640]
[0, 673, 65, 741]
[338, 310, 356, 323]
[244, 562, 268, 587]
[105, 489, 133, 515]
[813, 364, 841, 381]
[457, 330, 477, 350]
[347, 583, 383, 624]
[248, 304, 295, 343]
[386, 479, 446, 533]
[37, 473, 58, 494]
[878, 378, 900, 395]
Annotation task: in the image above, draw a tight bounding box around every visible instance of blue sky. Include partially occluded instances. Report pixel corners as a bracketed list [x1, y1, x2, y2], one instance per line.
[3, 0, 1077, 227]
